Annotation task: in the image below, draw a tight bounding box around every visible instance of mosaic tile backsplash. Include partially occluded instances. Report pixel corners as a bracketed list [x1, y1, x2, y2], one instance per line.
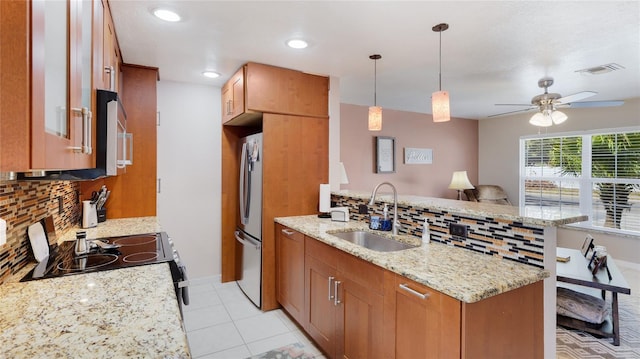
[332, 194, 545, 268]
[0, 181, 81, 283]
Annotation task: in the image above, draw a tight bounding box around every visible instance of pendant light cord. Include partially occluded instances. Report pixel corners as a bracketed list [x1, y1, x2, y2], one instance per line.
[432, 23, 448, 91]
[438, 30, 442, 91]
[374, 58, 377, 106]
[370, 54, 382, 106]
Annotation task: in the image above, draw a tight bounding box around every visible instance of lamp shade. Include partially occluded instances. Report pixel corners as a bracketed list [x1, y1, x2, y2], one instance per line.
[368, 106, 382, 131]
[448, 171, 474, 190]
[339, 162, 349, 184]
[551, 110, 567, 124]
[529, 112, 552, 127]
[432, 91, 450, 122]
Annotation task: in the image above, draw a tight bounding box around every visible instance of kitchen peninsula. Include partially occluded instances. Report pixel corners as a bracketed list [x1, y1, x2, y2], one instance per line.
[274, 190, 587, 359]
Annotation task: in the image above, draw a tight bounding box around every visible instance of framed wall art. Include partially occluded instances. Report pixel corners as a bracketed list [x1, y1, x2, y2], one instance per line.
[375, 136, 395, 173]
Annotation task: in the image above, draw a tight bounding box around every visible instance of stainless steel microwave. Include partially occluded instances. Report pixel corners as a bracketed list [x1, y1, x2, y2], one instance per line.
[98, 89, 132, 175]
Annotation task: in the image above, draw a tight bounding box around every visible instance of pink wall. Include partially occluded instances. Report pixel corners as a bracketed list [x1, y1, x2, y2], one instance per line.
[340, 103, 478, 199]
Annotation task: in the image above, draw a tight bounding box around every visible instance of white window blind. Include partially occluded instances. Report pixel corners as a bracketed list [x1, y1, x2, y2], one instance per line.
[521, 129, 640, 235]
[590, 132, 640, 232]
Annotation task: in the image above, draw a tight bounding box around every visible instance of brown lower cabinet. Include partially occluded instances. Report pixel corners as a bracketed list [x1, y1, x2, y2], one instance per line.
[276, 226, 544, 359]
[383, 271, 461, 359]
[276, 224, 305, 324]
[304, 236, 384, 359]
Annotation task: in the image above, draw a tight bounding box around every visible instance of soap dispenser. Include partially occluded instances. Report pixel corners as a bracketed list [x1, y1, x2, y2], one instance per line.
[381, 204, 392, 231]
[422, 218, 430, 244]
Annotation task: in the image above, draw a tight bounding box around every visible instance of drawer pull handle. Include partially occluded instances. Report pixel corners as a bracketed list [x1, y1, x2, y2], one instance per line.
[328, 276, 335, 301]
[399, 283, 430, 300]
[281, 229, 295, 235]
[334, 280, 342, 306]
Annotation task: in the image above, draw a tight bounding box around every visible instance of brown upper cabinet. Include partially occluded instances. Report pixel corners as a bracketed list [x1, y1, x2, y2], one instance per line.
[1, 0, 121, 173]
[221, 62, 330, 126]
[221, 67, 245, 124]
[95, 0, 121, 93]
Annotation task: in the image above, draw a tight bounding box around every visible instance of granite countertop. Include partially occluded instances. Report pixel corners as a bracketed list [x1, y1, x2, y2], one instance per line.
[275, 215, 549, 303]
[0, 263, 190, 358]
[335, 190, 588, 227]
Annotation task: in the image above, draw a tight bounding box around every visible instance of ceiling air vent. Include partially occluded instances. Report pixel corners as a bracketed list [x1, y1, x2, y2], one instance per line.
[575, 63, 625, 75]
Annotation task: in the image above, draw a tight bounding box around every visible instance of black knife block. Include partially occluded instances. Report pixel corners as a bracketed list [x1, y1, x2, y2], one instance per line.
[97, 208, 107, 223]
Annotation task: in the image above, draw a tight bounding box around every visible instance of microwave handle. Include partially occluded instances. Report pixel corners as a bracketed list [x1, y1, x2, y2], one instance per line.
[116, 133, 126, 169]
[117, 132, 133, 169]
[126, 133, 133, 166]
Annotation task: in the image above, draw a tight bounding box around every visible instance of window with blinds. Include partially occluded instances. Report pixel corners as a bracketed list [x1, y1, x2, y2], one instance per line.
[521, 129, 640, 235]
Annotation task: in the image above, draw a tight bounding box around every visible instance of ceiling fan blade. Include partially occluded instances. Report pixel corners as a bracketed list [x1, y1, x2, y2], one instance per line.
[556, 91, 597, 104]
[494, 103, 533, 107]
[487, 107, 535, 118]
[561, 100, 625, 108]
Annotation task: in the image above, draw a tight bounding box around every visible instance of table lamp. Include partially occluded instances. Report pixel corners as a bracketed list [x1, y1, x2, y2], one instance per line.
[448, 171, 474, 200]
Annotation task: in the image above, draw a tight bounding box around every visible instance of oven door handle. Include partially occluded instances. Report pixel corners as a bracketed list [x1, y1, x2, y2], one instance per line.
[178, 264, 189, 305]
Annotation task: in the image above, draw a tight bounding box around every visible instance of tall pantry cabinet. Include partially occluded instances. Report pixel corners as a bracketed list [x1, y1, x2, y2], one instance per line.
[221, 63, 329, 311]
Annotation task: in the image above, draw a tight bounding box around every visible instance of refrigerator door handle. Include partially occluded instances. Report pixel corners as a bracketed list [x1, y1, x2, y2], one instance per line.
[234, 230, 261, 250]
[239, 143, 251, 225]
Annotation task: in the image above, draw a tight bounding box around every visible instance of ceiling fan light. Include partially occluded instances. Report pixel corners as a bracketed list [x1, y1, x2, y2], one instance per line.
[368, 106, 382, 131]
[529, 112, 552, 127]
[432, 90, 450, 122]
[551, 110, 568, 124]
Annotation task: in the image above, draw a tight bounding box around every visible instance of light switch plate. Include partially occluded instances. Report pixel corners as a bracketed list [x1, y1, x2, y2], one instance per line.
[0, 218, 6, 246]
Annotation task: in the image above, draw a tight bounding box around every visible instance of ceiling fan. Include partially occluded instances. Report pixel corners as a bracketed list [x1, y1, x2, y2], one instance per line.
[489, 77, 625, 126]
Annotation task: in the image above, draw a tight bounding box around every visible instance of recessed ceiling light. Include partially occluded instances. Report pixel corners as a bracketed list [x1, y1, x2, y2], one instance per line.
[286, 39, 308, 49]
[202, 71, 220, 79]
[153, 8, 181, 22]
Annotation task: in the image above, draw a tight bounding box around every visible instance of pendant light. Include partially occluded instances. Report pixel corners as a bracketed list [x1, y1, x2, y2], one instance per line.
[432, 23, 450, 123]
[368, 54, 382, 131]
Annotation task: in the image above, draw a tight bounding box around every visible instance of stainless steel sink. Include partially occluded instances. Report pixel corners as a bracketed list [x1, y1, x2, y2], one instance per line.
[330, 231, 416, 252]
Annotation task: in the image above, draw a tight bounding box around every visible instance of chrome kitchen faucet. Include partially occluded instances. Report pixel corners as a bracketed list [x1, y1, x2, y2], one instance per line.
[368, 182, 402, 235]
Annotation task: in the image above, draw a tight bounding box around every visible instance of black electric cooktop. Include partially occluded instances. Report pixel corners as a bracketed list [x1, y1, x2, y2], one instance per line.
[21, 232, 174, 281]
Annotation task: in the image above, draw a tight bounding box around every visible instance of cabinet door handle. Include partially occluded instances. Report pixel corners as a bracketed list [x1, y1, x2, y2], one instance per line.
[281, 229, 295, 236]
[83, 108, 92, 155]
[334, 280, 342, 306]
[399, 283, 430, 300]
[226, 99, 233, 115]
[68, 107, 91, 154]
[105, 66, 115, 91]
[328, 276, 335, 301]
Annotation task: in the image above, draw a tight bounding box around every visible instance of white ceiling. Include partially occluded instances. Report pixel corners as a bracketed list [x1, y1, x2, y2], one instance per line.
[109, 1, 640, 120]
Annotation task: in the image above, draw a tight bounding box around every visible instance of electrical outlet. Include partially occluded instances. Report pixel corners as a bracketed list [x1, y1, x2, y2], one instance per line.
[449, 223, 468, 238]
[358, 204, 369, 214]
[0, 218, 6, 246]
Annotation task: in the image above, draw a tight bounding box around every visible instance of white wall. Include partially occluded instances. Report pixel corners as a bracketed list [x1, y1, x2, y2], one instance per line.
[157, 81, 221, 279]
[479, 97, 640, 263]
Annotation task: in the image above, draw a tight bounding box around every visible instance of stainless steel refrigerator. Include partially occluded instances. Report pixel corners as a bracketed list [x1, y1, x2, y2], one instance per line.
[234, 133, 263, 308]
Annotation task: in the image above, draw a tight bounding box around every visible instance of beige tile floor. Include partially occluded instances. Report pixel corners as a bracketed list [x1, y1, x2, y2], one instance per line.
[183, 277, 324, 358]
